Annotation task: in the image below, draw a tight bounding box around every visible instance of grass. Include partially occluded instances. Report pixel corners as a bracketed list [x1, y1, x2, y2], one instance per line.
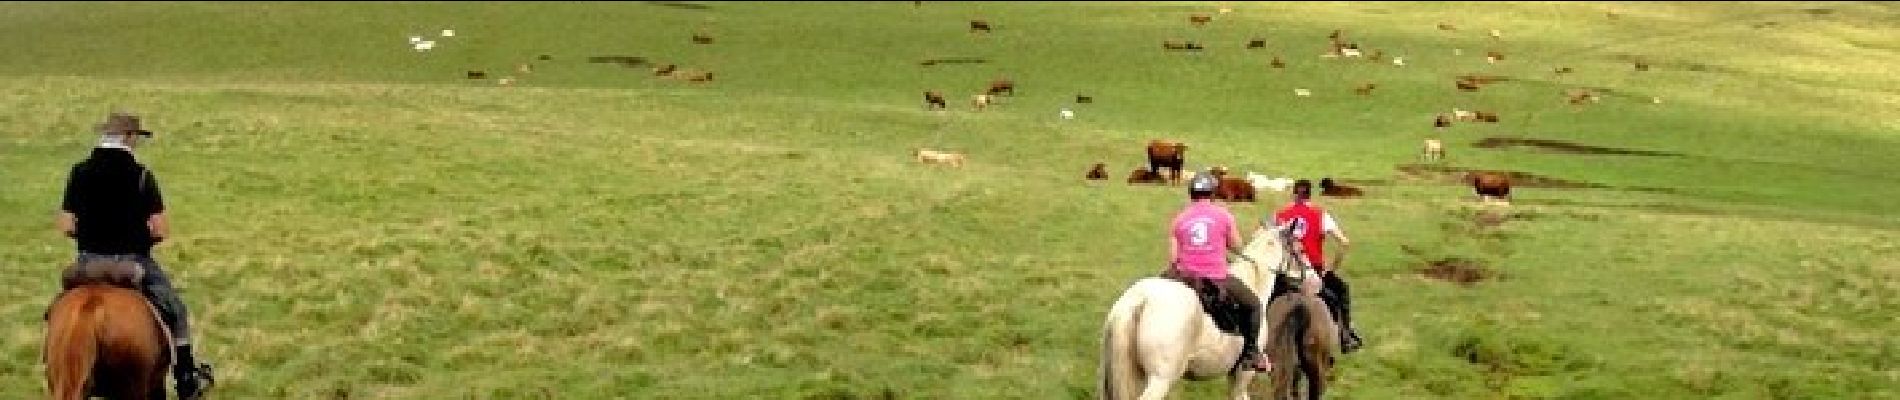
[2, 1, 1897, 398]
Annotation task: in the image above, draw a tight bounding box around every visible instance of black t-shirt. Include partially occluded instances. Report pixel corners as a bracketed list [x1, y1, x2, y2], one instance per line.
[61, 147, 165, 255]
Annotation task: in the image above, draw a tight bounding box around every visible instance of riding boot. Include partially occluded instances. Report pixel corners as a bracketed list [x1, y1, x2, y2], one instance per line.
[1222, 278, 1271, 372]
[1322, 272, 1363, 353]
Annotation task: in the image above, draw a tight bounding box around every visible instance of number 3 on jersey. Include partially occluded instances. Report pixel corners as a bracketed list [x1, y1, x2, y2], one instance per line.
[1189, 220, 1212, 246]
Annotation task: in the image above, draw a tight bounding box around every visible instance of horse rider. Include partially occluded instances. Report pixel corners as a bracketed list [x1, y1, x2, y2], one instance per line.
[1164, 171, 1273, 372]
[54, 112, 215, 399]
[1268, 179, 1363, 353]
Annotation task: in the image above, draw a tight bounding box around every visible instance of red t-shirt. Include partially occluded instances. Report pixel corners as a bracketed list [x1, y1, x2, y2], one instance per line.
[1273, 201, 1329, 271]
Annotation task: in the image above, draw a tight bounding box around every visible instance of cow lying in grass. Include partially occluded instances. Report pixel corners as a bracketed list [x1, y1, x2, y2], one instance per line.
[915, 148, 966, 168]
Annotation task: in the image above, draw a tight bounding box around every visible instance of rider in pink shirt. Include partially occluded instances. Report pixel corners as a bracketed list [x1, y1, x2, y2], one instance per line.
[1166, 171, 1271, 372]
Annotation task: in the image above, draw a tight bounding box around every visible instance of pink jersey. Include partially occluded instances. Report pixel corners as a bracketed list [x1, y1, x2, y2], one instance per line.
[1171, 200, 1237, 279]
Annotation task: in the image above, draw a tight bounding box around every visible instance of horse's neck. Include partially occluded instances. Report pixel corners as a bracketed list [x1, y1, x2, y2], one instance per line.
[1231, 230, 1285, 297]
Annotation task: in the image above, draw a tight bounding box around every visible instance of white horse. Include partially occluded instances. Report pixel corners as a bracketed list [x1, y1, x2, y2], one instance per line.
[1099, 226, 1320, 399]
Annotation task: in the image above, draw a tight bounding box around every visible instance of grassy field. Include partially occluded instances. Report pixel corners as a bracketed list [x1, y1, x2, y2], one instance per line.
[2, 1, 1897, 398]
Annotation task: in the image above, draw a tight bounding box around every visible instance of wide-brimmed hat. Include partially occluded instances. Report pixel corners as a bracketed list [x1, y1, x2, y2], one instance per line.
[98, 112, 153, 137]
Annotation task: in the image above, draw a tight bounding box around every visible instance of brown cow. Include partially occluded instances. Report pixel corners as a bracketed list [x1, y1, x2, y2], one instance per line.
[1485, 51, 1504, 63]
[987, 79, 1014, 96]
[1554, 66, 1575, 74]
[1246, 38, 1267, 49]
[653, 64, 678, 77]
[691, 34, 714, 44]
[1434, 114, 1452, 129]
[1437, 22, 1457, 31]
[1318, 178, 1364, 198]
[1086, 163, 1109, 180]
[1469, 171, 1512, 202]
[1189, 14, 1212, 26]
[1269, 56, 1286, 69]
[1146, 140, 1188, 185]
[1634, 59, 1650, 71]
[924, 91, 947, 110]
[970, 20, 991, 33]
[466, 70, 487, 80]
[1473, 111, 1499, 123]
[1075, 94, 1093, 104]
[1456, 79, 1481, 92]
[1215, 177, 1256, 202]
[1354, 82, 1378, 96]
[1127, 168, 1166, 185]
[1162, 40, 1204, 51]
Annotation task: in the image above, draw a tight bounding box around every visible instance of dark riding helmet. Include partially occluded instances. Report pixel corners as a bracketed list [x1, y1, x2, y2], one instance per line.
[1188, 170, 1219, 198]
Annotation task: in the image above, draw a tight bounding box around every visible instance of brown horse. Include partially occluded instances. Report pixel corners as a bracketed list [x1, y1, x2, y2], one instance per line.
[1262, 274, 1338, 400]
[45, 260, 172, 400]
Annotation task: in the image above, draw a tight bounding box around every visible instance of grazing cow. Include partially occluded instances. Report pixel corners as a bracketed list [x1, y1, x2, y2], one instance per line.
[972, 94, 993, 110]
[692, 34, 714, 44]
[924, 91, 947, 110]
[517, 63, 534, 74]
[1422, 138, 1445, 162]
[1145, 140, 1188, 185]
[1453, 108, 1475, 121]
[1485, 50, 1504, 63]
[1634, 60, 1650, 71]
[1247, 39, 1267, 49]
[1456, 79, 1481, 92]
[1318, 178, 1364, 198]
[1189, 14, 1212, 26]
[970, 20, 991, 33]
[1368, 49, 1385, 62]
[1554, 66, 1574, 74]
[1437, 22, 1457, 31]
[466, 70, 487, 80]
[915, 148, 966, 168]
[1473, 111, 1499, 123]
[1086, 163, 1109, 180]
[498, 76, 516, 86]
[685, 71, 714, 83]
[1566, 88, 1599, 105]
[1162, 40, 1204, 51]
[1435, 114, 1452, 129]
[653, 64, 678, 77]
[538, 54, 553, 61]
[1126, 168, 1166, 185]
[1075, 94, 1093, 104]
[1354, 82, 1378, 96]
[1468, 171, 1512, 202]
[987, 79, 1015, 96]
[1215, 177, 1256, 202]
[1269, 56, 1286, 69]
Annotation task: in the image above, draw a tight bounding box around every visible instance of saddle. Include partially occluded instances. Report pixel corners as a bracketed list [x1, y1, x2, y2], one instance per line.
[62, 258, 147, 291]
[1160, 268, 1245, 335]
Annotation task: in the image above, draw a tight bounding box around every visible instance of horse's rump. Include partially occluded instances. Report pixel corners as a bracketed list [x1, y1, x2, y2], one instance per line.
[45, 285, 171, 400]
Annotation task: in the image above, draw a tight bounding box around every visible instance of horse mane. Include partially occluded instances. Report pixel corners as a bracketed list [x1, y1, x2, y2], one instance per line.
[1232, 227, 1289, 297]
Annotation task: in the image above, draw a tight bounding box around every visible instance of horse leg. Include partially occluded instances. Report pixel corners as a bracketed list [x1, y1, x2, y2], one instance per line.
[1137, 374, 1178, 400]
[1227, 370, 1255, 400]
[1300, 352, 1324, 400]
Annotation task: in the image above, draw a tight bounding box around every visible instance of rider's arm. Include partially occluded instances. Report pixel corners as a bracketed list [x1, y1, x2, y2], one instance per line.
[57, 167, 79, 238]
[143, 170, 168, 242]
[1323, 212, 1349, 247]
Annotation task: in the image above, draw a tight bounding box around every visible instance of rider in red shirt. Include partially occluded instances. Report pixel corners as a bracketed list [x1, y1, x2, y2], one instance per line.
[1269, 179, 1363, 353]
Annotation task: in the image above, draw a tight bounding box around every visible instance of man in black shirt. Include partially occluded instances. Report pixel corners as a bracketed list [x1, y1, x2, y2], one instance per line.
[55, 112, 214, 399]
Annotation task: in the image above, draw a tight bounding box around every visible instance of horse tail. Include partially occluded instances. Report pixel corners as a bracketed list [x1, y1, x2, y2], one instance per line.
[46, 290, 104, 400]
[1099, 286, 1146, 400]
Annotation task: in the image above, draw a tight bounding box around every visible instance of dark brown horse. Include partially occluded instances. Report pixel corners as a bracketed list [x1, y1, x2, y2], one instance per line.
[1263, 283, 1338, 400]
[45, 259, 171, 400]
